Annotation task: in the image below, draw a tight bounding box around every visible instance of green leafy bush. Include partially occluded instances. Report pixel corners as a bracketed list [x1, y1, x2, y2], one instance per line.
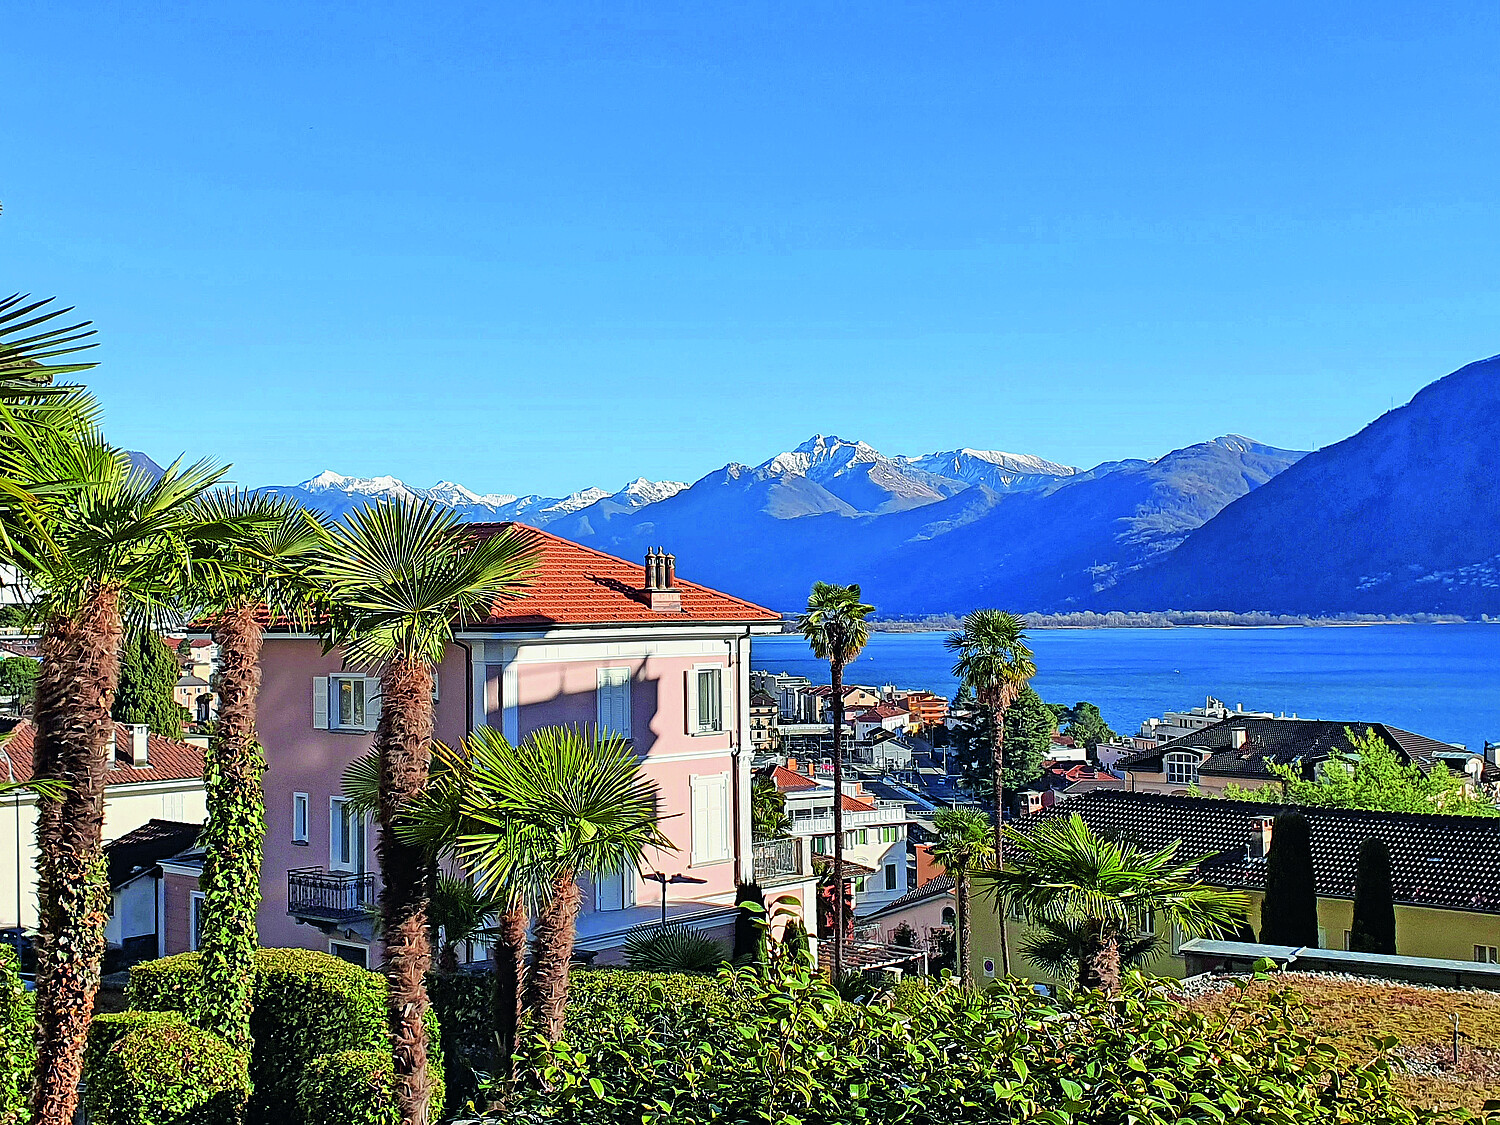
[0, 944, 34, 1125]
[504, 967, 1480, 1125]
[83, 1011, 248, 1125]
[298, 1023, 445, 1125]
[128, 947, 439, 1125]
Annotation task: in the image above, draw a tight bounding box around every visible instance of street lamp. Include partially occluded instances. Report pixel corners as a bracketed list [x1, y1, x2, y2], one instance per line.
[641, 870, 707, 928]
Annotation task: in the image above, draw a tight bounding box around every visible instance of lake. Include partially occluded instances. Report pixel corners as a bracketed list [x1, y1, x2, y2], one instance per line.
[753, 624, 1500, 754]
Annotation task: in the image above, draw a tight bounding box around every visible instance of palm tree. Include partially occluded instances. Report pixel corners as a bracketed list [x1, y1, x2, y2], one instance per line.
[3, 443, 239, 1125]
[945, 609, 1034, 974]
[929, 806, 995, 988]
[984, 813, 1249, 994]
[428, 874, 506, 974]
[795, 582, 872, 979]
[312, 499, 535, 1125]
[401, 725, 670, 1047]
[189, 491, 327, 1057]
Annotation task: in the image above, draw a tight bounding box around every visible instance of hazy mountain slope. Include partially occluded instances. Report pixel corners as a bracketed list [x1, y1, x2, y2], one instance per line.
[1104, 356, 1500, 614]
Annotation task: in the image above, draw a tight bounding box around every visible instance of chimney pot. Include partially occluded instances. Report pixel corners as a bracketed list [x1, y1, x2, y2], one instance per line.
[664, 552, 676, 589]
[120, 722, 149, 768]
[1250, 814, 1274, 859]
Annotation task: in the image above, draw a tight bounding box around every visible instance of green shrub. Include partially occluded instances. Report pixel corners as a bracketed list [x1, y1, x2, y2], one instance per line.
[622, 923, 728, 973]
[428, 971, 491, 1116]
[128, 947, 439, 1125]
[297, 1030, 445, 1125]
[0, 945, 34, 1125]
[83, 1011, 248, 1125]
[508, 967, 1475, 1124]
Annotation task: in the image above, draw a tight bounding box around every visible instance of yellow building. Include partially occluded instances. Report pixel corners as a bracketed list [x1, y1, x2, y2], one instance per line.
[970, 791, 1500, 987]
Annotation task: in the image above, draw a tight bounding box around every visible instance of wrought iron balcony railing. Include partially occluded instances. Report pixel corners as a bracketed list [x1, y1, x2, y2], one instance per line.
[752, 836, 804, 882]
[288, 866, 375, 922]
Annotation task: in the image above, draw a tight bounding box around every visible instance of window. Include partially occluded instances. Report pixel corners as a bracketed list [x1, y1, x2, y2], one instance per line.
[1165, 752, 1199, 787]
[880, 826, 900, 844]
[333, 675, 366, 731]
[329, 940, 369, 969]
[688, 666, 724, 735]
[883, 863, 898, 891]
[292, 793, 309, 844]
[812, 836, 829, 855]
[597, 667, 632, 740]
[1476, 945, 1499, 964]
[690, 773, 731, 865]
[189, 893, 206, 951]
[854, 876, 867, 893]
[330, 797, 365, 873]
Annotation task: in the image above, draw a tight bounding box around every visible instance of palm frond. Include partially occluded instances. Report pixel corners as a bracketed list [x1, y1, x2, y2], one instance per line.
[946, 609, 1034, 706]
[623, 923, 728, 973]
[795, 582, 874, 666]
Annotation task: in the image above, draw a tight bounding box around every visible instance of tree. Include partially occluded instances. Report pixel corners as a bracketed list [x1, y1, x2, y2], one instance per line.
[945, 610, 1035, 975]
[751, 776, 789, 839]
[732, 882, 768, 965]
[4, 442, 236, 1125]
[402, 725, 669, 1048]
[0, 606, 28, 629]
[112, 631, 188, 738]
[1348, 837, 1396, 955]
[428, 874, 505, 975]
[952, 686, 1051, 798]
[188, 491, 326, 1061]
[929, 806, 994, 989]
[0, 657, 37, 714]
[795, 582, 873, 980]
[985, 814, 1248, 993]
[313, 499, 536, 1125]
[1259, 812, 1319, 948]
[1225, 727, 1497, 817]
[1056, 701, 1116, 752]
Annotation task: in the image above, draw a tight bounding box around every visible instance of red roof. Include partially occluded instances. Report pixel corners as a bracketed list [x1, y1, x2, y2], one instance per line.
[853, 703, 908, 722]
[840, 793, 875, 812]
[768, 765, 821, 792]
[1, 721, 205, 785]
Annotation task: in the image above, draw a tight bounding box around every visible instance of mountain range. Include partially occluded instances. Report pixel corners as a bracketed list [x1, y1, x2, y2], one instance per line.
[239, 354, 1500, 616]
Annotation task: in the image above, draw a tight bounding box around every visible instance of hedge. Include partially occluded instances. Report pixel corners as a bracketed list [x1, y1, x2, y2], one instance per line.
[298, 1043, 445, 1125]
[127, 948, 441, 1125]
[0, 945, 33, 1125]
[83, 1011, 249, 1125]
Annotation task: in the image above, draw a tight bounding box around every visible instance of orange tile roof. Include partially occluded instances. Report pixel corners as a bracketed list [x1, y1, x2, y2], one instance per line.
[768, 764, 821, 792]
[1, 721, 205, 784]
[840, 793, 875, 812]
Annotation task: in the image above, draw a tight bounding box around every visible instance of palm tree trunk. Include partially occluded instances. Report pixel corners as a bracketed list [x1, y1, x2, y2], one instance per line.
[991, 699, 1010, 977]
[1081, 929, 1122, 995]
[376, 656, 437, 1125]
[830, 659, 846, 979]
[528, 874, 582, 1044]
[492, 900, 528, 1083]
[30, 590, 121, 1125]
[956, 873, 972, 989]
[197, 602, 266, 1060]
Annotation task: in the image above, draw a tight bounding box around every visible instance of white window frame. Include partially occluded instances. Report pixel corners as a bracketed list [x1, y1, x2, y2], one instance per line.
[687, 664, 725, 736]
[329, 939, 370, 969]
[689, 772, 732, 866]
[329, 796, 365, 873]
[1476, 945, 1499, 964]
[292, 792, 309, 845]
[330, 674, 369, 733]
[189, 892, 206, 951]
[1165, 752, 1199, 787]
[596, 667, 632, 741]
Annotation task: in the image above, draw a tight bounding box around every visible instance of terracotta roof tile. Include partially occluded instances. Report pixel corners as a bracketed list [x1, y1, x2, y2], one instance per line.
[1, 721, 205, 785]
[840, 793, 875, 812]
[766, 765, 821, 792]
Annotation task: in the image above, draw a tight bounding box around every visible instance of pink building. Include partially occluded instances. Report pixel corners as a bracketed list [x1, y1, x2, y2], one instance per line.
[252, 527, 815, 969]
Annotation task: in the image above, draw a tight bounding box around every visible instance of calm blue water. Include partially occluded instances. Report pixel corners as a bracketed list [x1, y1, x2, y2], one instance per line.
[753, 625, 1500, 753]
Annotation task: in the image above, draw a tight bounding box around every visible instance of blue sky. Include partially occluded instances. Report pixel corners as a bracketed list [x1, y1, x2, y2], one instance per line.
[4, 2, 1499, 496]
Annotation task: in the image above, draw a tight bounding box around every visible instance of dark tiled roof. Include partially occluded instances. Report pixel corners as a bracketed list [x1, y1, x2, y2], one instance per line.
[104, 819, 203, 888]
[864, 874, 955, 920]
[1117, 717, 1460, 780]
[750, 690, 778, 708]
[1016, 790, 1500, 915]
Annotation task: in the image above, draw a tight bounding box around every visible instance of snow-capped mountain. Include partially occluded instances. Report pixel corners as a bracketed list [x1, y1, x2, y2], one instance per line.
[900, 448, 1077, 493]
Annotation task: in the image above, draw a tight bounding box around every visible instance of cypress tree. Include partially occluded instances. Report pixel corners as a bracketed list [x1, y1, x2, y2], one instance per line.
[732, 882, 768, 964]
[1348, 837, 1397, 954]
[1259, 812, 1319, 947]
[112, 632, 187, 738]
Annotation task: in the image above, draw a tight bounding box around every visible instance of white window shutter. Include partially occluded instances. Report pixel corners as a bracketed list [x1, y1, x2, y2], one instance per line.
[364, 676, 382, 732]
[685, 670, 699, 734]
[597, 668, 631, 739]
[710, 774, 729, 861]
[716, 668, 727, 733]
[312, 677, 329, 729]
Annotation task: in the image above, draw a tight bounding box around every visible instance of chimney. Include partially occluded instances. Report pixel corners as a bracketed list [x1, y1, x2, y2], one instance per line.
[119, 723, 149, 768]
[1229, 727, 1247, 751]
[640, 547, 682, 612]
[1249, 815, 1275, 860]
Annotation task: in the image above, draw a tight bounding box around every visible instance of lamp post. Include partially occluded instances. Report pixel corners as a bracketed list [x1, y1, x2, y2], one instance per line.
[641, 870, 707, 928]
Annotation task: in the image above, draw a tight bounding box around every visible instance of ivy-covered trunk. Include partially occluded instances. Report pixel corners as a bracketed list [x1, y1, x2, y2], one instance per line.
[30, 588, 121, 1125]
[492, 900, 528, 1081]
[196, 603, 266, 1066]
[955, 872, 972, 989]
[830, 658, 846, 980]
[1081, 930, 1122, 995]
[377, 655, 437, 1125]
[528, 874, 582, 1043]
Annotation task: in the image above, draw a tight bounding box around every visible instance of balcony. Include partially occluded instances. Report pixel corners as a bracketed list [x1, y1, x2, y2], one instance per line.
[752, 836, 808, 885]
[288, 866, 375, 923]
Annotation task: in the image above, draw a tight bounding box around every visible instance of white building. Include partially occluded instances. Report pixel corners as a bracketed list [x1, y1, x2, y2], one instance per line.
[1134, 697, 1273, 749]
